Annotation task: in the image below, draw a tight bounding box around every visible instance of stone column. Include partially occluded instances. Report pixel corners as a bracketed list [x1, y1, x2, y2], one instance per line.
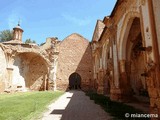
[120, 60, 132, 100]
[48, 66, 55, 90]
[147, 0, 160, 116]
[48, 57, 58, 91]
[109, 67, 122, 101]
[112, 44, 119, 88]
[5, 51, 16, 91]
[119, 60, 130, 88]
[110, 59, 132, 102]
[53, 57, 58, 91]
[97, 69, 104, 94]
[146, 72, 159, 116]
[48, 38, 59, 91]
[119, 60, 126, 73]
[109, 37, 123, 101]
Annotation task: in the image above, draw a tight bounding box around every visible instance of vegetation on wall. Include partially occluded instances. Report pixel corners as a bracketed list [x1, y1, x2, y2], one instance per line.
[0, 30, 13, 42]
[25, 38, 36, 44]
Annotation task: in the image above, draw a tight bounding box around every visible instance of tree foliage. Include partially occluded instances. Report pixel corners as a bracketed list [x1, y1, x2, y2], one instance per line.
[25, 38, 36, 44]
[40, 42, 45, 46]
[0, 30, 13, 42]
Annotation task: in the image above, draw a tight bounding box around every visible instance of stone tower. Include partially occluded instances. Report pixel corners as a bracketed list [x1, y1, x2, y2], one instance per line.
[13, 23, 24, 42]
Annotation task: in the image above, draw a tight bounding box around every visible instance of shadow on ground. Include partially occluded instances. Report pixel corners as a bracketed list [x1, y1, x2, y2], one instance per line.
[50, 90, 110, 120]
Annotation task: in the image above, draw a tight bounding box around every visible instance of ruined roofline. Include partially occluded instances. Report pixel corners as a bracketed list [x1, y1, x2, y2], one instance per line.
[62, 33, 89, 42]
[91, 20, 105, 43]
[110, 0, 120, 18]
[2, 40, 23, 44]
[101, 0, 118, 23]
[96, 0, 119, 42]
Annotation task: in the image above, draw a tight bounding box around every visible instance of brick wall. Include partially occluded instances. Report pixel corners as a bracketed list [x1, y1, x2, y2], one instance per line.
[56, 33, 93, 91]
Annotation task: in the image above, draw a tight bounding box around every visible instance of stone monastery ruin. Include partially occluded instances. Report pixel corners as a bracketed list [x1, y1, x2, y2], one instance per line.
[0, 24, 93, 92]
[0, 0, 160, 116]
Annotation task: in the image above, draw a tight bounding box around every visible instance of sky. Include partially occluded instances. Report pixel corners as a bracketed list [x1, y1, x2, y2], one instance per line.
[0, 0, 116, 44]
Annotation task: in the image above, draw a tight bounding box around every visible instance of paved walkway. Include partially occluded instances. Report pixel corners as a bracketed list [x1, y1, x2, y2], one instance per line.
[41, 90, 112, 120]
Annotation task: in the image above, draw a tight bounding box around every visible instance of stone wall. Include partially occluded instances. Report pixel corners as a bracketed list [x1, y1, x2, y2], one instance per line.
[56, 33, 93, 91]
[26, 54, 48, 91]
[152, 0, 160, 54]
[0, 46, 6, 92]
[12, 56, 25, 91]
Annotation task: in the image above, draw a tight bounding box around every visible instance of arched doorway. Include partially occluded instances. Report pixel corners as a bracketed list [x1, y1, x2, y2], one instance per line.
[117, 15, 150, 112]
[69, 72, 81, 89]
[125, 17, 148, 97]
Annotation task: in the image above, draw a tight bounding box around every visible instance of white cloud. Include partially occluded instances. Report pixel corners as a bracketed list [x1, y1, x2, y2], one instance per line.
[62, 13, 91, 26]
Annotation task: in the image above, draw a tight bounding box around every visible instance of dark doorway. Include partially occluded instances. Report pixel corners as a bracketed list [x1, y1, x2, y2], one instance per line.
[69, 72, 81, 90]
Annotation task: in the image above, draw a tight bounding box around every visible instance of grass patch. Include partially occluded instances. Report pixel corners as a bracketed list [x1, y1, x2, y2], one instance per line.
[86, 92, 148, 120]
[0, 91, 64, 120]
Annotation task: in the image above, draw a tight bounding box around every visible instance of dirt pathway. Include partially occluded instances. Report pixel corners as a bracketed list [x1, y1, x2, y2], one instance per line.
[41, 90, 112, 120]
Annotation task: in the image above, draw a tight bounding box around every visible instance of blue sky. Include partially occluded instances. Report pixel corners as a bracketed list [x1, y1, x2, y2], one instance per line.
[0, 0, 116, 44]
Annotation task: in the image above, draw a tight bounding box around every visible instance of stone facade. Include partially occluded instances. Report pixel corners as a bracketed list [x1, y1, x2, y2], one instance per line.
[0, 25, 52, 92]
[0, 46, 7, 92]
[91, 0, 160, 116]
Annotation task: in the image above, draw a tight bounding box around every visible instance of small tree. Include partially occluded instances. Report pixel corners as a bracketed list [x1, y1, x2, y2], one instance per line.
[25, 38, 36, 44]
[0, 30, 13, 42]
[40, 42, 45, 46]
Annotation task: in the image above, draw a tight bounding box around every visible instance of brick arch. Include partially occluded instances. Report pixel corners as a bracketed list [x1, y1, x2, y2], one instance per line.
[18, 49, 51, 67]
[118, 11, 141, 60]
[16, 52, 50, 72]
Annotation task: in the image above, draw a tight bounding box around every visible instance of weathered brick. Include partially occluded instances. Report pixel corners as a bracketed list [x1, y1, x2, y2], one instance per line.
[56, 33, 93, 91]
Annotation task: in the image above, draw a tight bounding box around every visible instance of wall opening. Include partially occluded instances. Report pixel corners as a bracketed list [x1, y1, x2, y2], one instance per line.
[69, 72, 81, 90]
[12, 52, 48, 91]
[126, 17, 149, 99]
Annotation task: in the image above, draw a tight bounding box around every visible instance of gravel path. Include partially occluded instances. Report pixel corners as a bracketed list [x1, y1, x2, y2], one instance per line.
[41, 90, 112, 120]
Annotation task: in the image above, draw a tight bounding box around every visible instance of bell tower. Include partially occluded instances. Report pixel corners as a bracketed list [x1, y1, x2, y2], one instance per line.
[13, 22, 24, 42]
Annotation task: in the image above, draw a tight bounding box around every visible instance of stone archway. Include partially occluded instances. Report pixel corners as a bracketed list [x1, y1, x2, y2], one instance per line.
[118, 11, 140, 60]
[125, 17, 148, 97]
[118, 16, 150, 106]
[12, 52, 49, 91]
[69, 72, 81, 89]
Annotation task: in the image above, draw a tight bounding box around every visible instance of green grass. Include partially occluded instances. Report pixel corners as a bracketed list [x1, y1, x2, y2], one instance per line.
[0, 91, 64, 120]
[86, 92, 148, 120]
